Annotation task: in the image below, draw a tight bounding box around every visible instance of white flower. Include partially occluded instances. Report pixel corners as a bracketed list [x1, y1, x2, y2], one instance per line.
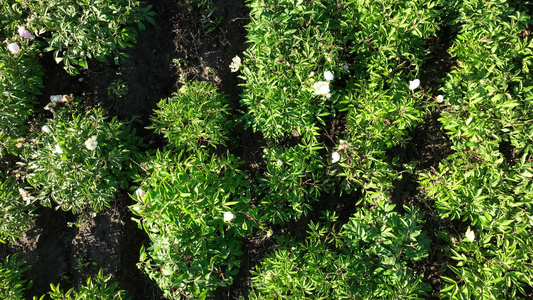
[276, 160, 283, 167]
[18, 188, 34, 204]
[8, 43, 20, 54]
[324, 71, 334, 81]
[437, 95, 444, 103]
[135, 188, 146, 200]
[266, 229, 273, 238]
[54, 144, 64, 154]
[85, 135, 98, 150]
[332, 151, 341, 163]
[309, 71, 315, 76]
[465, 227, 475, 242]
[229, 55, 241, 73]
[17, 26, 35, 39]
[326, 56, 332, 62]
[224, 211, 235, 222]
[326, 93, 332, 98]
[41, 125, 51, 134]
[314, 81, 330, 95]
[409, 79, 420, 90]
[50, 95, 63, 103]
[44, 103, 56, 113]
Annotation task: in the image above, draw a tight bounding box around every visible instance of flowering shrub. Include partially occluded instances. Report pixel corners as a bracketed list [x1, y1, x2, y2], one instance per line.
[16, 0, 155, 75]
[131, 149, 253, 299]
[240, 0, 339, 140]
[0, 176, 36, 243]
[0, 36, 44, 156]
[26, 102, 142, 214]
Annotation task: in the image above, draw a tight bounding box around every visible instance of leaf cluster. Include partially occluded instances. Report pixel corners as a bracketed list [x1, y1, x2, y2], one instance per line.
[0, 255, 31, 300]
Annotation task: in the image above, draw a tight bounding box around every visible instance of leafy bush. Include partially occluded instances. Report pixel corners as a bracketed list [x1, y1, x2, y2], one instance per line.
[132, 149, 253, 299]
[240, 0, 444, 206]
[330, 0, 443, 203]
[240, 0, 339, 140]
[250, 203, 431, 299]
[22, 0, 155, 75]
[149, 81, 232, 151]
[0, 254, 31, 300]
[0, 175, 36, 243]
[34, 269, 129, 300]
[26, 102, 141, 214]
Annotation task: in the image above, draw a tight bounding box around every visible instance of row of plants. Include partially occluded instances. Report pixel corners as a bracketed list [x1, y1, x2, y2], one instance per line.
[232, 0, 447, 298]
[419, 0, 533, 298]
[124, 0, 450, 298]
[0, 0, 154, 298]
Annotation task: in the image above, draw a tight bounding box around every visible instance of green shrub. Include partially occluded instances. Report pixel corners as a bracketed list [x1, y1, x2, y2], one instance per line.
[132, 149, 253, 299]
[149, 81, 232, 151]
[26, 102, 141, 214]
[251, 203, 431, 299]
[418, 0, 533, 297]
[35, 269, 129, 300]
[240, 0, 340, 141]
[0, 254, 31, 300]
